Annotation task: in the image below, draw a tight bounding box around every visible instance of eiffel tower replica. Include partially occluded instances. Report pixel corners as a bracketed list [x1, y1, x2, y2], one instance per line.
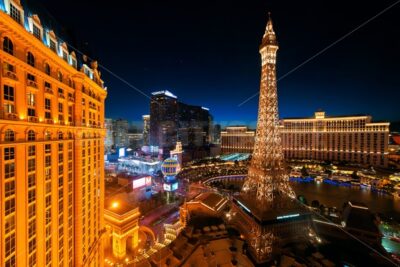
[231, 14, 314, 264]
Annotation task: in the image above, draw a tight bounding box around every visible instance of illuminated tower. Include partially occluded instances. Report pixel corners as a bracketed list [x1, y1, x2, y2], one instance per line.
[231, 14, 314, 264]
[142, 115, 150, 146]
[170, 141, 183, 171]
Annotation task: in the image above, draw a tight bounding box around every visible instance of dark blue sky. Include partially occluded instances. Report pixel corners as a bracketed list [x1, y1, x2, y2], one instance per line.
[42, 0, 400, 126]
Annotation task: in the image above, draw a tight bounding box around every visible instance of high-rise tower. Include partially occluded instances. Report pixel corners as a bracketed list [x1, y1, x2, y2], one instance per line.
[0, 2, 106, 266]
[231, 14, 314, 264]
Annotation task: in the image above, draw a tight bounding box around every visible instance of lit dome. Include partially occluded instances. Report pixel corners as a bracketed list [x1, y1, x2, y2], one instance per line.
[161, 157, 180, 177]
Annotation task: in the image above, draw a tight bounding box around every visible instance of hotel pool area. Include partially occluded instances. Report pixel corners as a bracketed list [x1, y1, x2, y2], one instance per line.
[220, 153, 250, 161]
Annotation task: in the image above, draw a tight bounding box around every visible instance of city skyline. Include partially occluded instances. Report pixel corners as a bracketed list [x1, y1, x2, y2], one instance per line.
[1, 1, 400, 266]
[39, 0, 400, 123]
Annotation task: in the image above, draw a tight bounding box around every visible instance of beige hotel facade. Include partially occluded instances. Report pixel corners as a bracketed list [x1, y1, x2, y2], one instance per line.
[221, 111, 389, 167]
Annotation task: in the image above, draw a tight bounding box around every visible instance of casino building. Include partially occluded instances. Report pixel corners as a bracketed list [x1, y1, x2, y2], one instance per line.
[220, 111, 390, 167]
[280, 111, 390, 167]
[0, 1, 107, 266]
[220, 126, 255, 154]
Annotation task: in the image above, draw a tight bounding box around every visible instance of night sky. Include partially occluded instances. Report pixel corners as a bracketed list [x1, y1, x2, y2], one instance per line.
[41, 0, 400, 127]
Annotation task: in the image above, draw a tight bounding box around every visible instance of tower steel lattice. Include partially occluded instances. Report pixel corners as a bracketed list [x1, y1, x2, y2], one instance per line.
[241, 14, 295, 207]
[230, 14, 315, 264]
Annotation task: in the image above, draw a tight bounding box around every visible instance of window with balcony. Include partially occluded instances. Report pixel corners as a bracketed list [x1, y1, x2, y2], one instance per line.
[3, 37, 14, 55]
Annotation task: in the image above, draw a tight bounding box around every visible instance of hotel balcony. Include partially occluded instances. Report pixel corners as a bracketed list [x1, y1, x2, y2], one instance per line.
[45, 119, 54, 124]
[45, 87, 54, 94]
[0, 112, 18, 120]
[58, 93, 65, 99]
[3, 69, 18, 81]
[28, 116, 39, 123]
[68, 96, 75, 102]
[27, 80, 38, 89]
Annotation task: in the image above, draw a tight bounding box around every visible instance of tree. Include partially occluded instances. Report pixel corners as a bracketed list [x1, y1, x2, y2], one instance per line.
[351, 171, 359, 180]
[301, 166, 309, 177]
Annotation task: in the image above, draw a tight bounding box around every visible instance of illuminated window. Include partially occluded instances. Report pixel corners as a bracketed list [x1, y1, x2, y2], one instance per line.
[5, 198, 15, 215]
[28, 159, 36, 172]
[5, 233, 15, 256]
[4, 147, 15, 160]
[45, 98, 51, 119]
[28, 130, 36, 141]
[4, 85, 15, 101]
[27, 92, 36, 107]
[45, 143, 51, 153]
[5, 129, 15, 142]
[28, 188, 36, 204]
[45, 155, 51, 167]
[3, 37, 13, 55]
[28, 173, 36, 187]
[4, 216, 15, 234]
[5, 163, 15, 178]
[5, 180, 15, 197]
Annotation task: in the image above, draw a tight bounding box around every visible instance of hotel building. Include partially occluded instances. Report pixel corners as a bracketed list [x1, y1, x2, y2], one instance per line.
[220, 126, 255, 154]
[220, 111, 389, 167]
[149, 90, 213, 158]
[281, 111, 389, 167]
[0, 1, 107, 266]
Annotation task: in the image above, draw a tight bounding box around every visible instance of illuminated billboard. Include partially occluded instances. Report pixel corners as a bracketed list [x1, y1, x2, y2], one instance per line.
[133, 176, 152, 189]
[163, 181, 178, 192]
[119, 147, 125, 157]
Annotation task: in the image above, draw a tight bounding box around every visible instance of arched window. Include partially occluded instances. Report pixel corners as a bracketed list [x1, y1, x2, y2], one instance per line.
[45, 131, 51, 140]
[5, 129, 15, 142]
[27, 52, 35, 67]
[27, 130, 36, 141]
[44, 63, 51, 75]
[57, 71, 63, 82]
[58, 132, 63, 140]
[3, 37, 13, 55]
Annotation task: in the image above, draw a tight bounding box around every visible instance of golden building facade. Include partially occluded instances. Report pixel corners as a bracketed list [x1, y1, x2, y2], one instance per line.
[220, 126, 255, 154]
[219, 111, 389, 167]
[280, 111, 389, 167]
[0, 1, 107, 266]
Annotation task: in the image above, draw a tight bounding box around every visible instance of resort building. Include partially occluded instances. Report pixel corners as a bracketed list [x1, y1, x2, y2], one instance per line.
[220, 126, 255, 154]
[220, 112, 389, 167]
[0, 1, 107, 266]
[280, 111, 390, 167]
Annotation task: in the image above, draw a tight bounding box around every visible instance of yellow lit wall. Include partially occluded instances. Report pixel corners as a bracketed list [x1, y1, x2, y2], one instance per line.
[0, 1, 107, 266]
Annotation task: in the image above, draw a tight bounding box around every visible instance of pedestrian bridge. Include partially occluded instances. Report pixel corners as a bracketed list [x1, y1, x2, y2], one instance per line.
[203, 175, 246, 186]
